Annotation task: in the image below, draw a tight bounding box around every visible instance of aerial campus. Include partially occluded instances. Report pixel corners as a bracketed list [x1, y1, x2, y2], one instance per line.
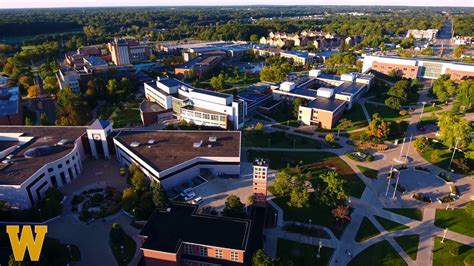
[0, 4, 473, 266]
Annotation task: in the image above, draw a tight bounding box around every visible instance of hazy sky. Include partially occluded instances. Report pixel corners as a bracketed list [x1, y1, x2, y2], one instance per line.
[1, 0, 473, 9]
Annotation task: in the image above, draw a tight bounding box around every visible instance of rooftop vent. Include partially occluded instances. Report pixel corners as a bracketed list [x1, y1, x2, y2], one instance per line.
[130, 141, 140, 148]
[208, 144, 212, 148]
[147, 139, 156, 145]
[209, 136, 217, 142]
[57, 139, 70, 146]
[193, 140, 203, 148]
[6, 154, 13, 160]
[166, 208, 171, 213]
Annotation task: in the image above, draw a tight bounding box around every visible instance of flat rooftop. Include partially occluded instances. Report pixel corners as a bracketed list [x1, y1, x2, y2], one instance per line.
[140, 203, 251, 253]
[182, 105, 226, 115]
[0, 126, 87, 186]
[337, 81, 365, 95]
[140, 101, 168, 113]
[306, 97, 346, 112]
[114, 130, 240, 173]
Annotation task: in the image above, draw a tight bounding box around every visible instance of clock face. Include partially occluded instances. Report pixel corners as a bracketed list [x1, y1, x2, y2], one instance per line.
[93, 134, 101, 140]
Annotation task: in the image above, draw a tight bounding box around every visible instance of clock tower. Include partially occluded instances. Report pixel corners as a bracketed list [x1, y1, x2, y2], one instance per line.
[253, 158, 269, 207]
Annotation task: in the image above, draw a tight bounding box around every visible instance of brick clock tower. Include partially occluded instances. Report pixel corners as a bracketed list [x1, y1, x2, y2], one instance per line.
[253, 158, 270, 206]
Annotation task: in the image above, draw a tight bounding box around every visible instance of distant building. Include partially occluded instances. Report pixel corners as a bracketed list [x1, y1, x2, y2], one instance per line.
[174, 55, 224, 76]
[406, 29, 438, 40]
[0, 87, 22, 125]
[65, 45, 102, 69]
[453, 36, 472, 46]
[272, 71, 374, 129]
[139, 202, 255, 265]
[143, 77, 246, 129]
[280, 50, 315, 65]
[56, 68, 93, 93]
[83, 56, 108, 72]
[363, 55, 474, 81]
[108, 38, 151, 66]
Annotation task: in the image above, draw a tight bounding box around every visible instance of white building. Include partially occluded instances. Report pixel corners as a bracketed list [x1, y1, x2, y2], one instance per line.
[143, 77, 246, 129]
[406, 29, 438, 40]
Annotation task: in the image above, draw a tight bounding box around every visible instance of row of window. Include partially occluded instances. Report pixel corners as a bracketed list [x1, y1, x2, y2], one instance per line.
[183, 245, 239, 261]
[181, 109, 226, 122]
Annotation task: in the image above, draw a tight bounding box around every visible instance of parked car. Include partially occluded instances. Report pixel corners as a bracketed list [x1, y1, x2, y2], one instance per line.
[192, 197, 203, 205]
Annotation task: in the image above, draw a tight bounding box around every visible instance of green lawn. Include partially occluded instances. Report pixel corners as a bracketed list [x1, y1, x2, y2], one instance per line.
[384, 208, 423, 221]
[419, 141, 466, 173]
[247, 150, 365, 198]
[277, 238, 333, 266]
[433, 237, 474, 266]
[110, 232, 136, 266]
[266, 105, 299, 126]
[357, 165, 379, 179]
[355, 217, 380, 242]
[423, 105, 442, 113]
[394, 234, 419, 260]
[242, 131, 322, 149]
[375, 216, 409, 232]
[435, 209, 474, 237]
[111, 102, 142, 128]
[349, 240, 407, 266]
[365, 103, 411, 122]
[339, 103, 369, 131]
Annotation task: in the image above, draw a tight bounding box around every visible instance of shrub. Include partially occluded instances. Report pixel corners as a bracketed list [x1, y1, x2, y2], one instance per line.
[399, 109, 408, 116]
[452, 158, 471, 173]
[367, 154, 374, 162]
[430, 150, 441, 162]
[464, 252, 474, 266]
[325, 133, 335, 143]
[414, 137, 431, 152]
[449, 245, 460, 256]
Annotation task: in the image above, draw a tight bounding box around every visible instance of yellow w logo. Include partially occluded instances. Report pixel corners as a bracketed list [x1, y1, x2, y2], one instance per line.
[6, 225, 48, 261]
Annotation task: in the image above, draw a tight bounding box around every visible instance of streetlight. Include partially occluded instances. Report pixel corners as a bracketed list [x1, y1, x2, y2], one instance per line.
[308, 219, 312, 230]
[268, 138, 271, 148]
[317, 240, 322, 258]
[67, 245, 72, 259]
[405, 134, 413, 162]
[441, 228, 448, 243]
[448, 137, 461, 170]
[419, 101, 427, 120]
[274, 213, 277, 227]
[398, 137, 406, 162]
[293, 139, 296, 149]
[391, 168, 400, 200]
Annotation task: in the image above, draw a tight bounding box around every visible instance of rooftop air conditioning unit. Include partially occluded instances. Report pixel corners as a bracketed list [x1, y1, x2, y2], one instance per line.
[6, 154, 13, 160]
[208, 144, 212, 148]
[148, 139, 156, 144]
[193, 140, 203, 148]
[57, 139, 69, 146]
[209, 136, 217, 142]
[130, 141, 140, 148]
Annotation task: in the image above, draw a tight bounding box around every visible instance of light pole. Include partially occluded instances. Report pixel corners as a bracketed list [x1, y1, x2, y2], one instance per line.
[405, 134, 413, 162]
[385, 166, 394, 197]
[274, 213, 277, 227]
[441, 228, 448, 243]
[309, 219, 312, 230]
[448, 137, 461, 170]
[398, 137, 406, 162]
[317, 240, 322, 258]
[419, 101, 427, 120]
[392, 168, 400, 200]
[67, 245, 72, 259]
[293, 139, 296, 149]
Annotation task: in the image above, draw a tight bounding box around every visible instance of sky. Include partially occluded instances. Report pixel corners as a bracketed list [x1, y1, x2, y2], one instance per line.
[1, 0, 473, 9]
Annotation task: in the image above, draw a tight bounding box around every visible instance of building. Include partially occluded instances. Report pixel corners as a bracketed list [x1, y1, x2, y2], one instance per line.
[108, 38, 151, 66]
[406, 29, 438, 40]
[114, 130, 241, 189]
[143, 77, 246, 129]
[56, 68, 93, 93]
[363, 55, 474, 80]
[0, 126, 89, 208]
[280, 50, 315, 65]
[83, 56, 108, 72]
[0, 87, 22, 125]
[453, 36, 473, 46]
[252, 158, 269, 207]
[139, 202, 253, 265]
[174, 55, 224, 76]
[65, 45, 103, 69]
[272, 70, 374, 129]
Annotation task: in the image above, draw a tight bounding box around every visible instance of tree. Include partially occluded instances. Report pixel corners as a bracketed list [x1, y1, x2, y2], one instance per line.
[293, 98, 304, 118]
[122, 187, 137, 210]
[210, 74, 225, 91]
[331, 205, 351, 224]
[25, 117, 34, 125]
[366, 113, 390, 140]
[385, 97, 402, 110]
[271, 170, 293, 197]
[56, 86, 89, 126]
[317, 171, 347, 207]
[250, 34, 259, 43]
[254, 121, 264, 133]
[437, 114, 471, 149]
[27, 85, 41, 97]
[325, 133, 335, 143]
[336, 118, 353, 132]
[42, 76, 59, 94]
[289, 187, 309, 208]
[106, 79, 119, 95]
[454, 79, 474, 112]
[151, 182, 169, 208]
[414, 137, 430, 152]
[222, 195, 246, 218]
[9, 254, 30, 266]
[131, 168, 150, 192]
[432, 74, 456, 103]
[252, 249, 272, 266]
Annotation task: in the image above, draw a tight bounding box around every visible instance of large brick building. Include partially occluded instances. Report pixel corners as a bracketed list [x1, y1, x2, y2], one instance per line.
[363, 56, 474, 81]
[139, 202, 263, 266]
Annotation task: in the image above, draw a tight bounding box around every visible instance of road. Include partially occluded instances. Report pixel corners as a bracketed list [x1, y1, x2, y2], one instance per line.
[433, 19, 454, 58]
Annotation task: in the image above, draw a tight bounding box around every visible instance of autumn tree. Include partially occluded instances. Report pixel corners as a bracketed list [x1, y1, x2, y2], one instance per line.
[27, 85, 41, 97]
[366, 113, 390, 140]
[437, 114, 471, 149]
[331, 204, 351, 224]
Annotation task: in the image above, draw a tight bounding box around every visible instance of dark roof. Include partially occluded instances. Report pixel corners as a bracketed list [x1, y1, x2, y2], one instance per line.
[336, 82, 365, 95]
[306, 97, 346, 112]
[191, 88, 232, 99]
[88, 119, 110, 129]
[0, 126, 87, 185]
[139, 203, 251, 253]
[139, 101, 169, 113]
[114, 130, 240, 173]
[158, 78, 182, 88]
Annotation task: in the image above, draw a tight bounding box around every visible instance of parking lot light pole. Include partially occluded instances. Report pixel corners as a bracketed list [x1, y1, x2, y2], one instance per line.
[405, 134, 413, 162]
[274, 213, 277, 227]
[317, 240, 322, 258]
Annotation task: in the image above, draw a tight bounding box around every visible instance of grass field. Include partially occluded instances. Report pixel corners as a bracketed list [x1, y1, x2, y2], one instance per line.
[349, 240, 407, 266]
[365, 103, 411, 122]
[435, 208, 474, 237]
[339, 103, 369, 131]
[277, 238, 333, 265]
[384, 208, 423, 221]
[110, 231, 136, 266]
[355, 217, 380, 242]
[394, 234, 419, 260]
[433, 237, 474, 266]
[242, 131, 322, 149]
[375, 216, 409, 232]
[357, 165, 379, 179]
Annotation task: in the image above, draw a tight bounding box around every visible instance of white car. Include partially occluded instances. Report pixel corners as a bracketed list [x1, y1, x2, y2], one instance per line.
[192, 197, 203, 205]
[184, 192, 196, 201]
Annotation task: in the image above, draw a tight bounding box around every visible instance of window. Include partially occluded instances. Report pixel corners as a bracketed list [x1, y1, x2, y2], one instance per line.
[48, 168, 54, 172]
[199, 246, 208, 257]
[231, 251, 239, 261]
[58, 164, 63, 169]
[66, 160, 70, 165]
[215, 249, 223, 258]
[184, 244, 193, 254]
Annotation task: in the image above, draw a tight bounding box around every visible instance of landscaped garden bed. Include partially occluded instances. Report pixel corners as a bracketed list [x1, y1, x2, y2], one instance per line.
[412, 193, 431, 203]
[72, 187, 122, 222]
[346, 149, 374, 162]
